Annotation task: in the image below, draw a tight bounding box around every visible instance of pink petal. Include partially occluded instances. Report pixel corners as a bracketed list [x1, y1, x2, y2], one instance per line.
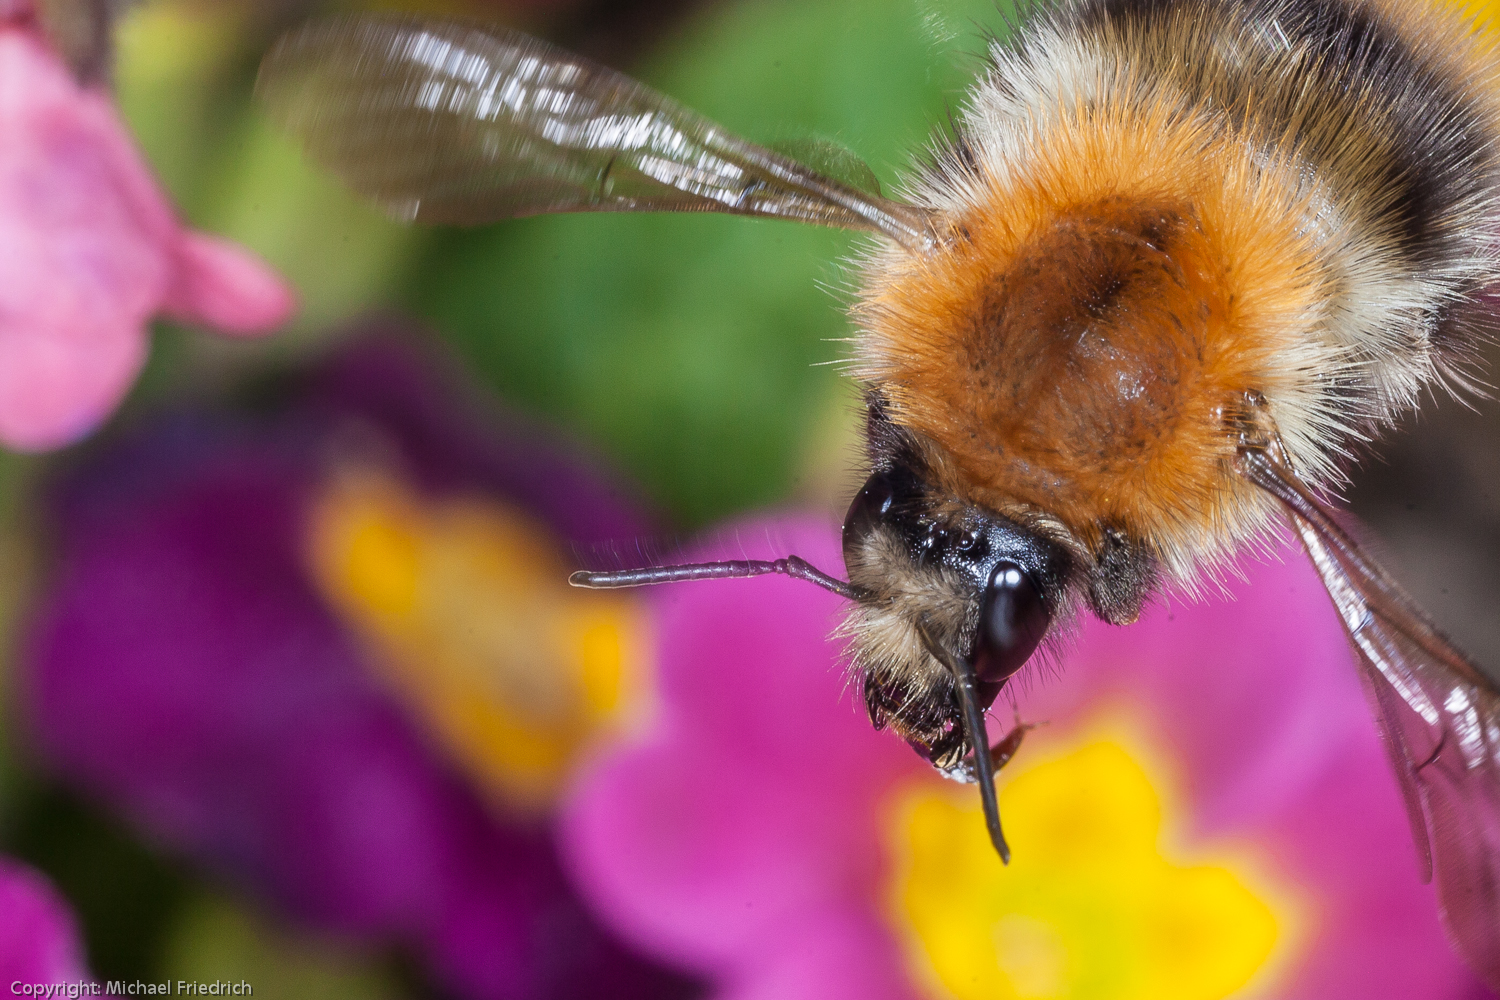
[0, 26, 293, 450]
[0, 856, 90, 984]
[0, 29, 164, 448]
[0, 313, 145, 450]
[714, 908, 920, 1000]
[1263, 739, 1475, 999]
[163, 232, 296, 335]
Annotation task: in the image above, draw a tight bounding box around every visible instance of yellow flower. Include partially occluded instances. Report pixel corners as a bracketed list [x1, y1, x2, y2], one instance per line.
[307, 466, 648, 812]
[888, 728, 1297, 1000]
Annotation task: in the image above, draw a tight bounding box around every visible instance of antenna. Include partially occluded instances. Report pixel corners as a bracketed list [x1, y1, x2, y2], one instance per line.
[570, 555, 864, 601]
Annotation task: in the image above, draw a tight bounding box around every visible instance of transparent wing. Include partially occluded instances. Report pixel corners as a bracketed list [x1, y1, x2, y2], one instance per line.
[1241, 447, 1500, 991]
[255, 15, 936, 251]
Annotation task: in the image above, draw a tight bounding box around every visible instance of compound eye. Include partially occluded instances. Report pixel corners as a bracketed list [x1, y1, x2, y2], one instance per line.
[974, 562, 1049, 687]
[842, 468, 904, 557]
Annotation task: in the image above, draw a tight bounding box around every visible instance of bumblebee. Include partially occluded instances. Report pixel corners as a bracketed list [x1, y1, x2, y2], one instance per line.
[258, 0, 1500, 984]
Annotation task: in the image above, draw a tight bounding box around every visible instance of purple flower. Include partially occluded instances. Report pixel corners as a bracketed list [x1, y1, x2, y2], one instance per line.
[0, 856, 90, 986]
[22, 332, 696, 1000]
[562, 516, 1490, 999]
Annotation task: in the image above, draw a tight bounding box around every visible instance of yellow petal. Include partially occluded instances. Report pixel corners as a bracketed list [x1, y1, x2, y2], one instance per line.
[306, 466, 648, 812]
[886, 729, 1294, 1000]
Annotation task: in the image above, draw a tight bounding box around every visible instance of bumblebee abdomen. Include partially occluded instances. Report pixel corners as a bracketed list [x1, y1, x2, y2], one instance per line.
[1070, 0, 1500, 359]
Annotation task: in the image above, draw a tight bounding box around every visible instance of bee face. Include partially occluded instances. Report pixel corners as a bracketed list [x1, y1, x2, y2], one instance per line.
[839, 406, 1071, 772]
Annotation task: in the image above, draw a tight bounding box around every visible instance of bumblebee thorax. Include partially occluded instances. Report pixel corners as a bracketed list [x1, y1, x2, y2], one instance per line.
[856, 191, 1273, 587]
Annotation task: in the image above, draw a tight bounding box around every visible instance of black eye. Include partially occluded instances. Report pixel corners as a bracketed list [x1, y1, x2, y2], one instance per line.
[842, 468, 905, 559]
[973, 562, 1049, 687]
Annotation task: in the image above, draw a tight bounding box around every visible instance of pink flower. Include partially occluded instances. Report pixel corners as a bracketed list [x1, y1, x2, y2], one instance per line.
[562, 516, 1492, 999]
[0, 856, 90, 986]
[0, 12, 294, 451]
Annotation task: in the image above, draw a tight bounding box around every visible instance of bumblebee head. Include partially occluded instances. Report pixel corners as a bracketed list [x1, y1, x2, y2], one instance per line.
[840, 454, 1072, 771]
[568, 399, 1073, 863]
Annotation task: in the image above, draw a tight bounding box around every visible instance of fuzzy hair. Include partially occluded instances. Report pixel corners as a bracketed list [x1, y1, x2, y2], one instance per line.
[850, 0, 1500, 591]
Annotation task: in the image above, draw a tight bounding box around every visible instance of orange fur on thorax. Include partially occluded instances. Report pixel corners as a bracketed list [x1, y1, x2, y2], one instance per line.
[856, 104, 1331, 571]
[915, 198, 1236, 542]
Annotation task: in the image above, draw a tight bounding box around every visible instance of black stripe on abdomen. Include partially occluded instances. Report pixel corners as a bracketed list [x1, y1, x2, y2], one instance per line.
[1073, 0, 1496, 278]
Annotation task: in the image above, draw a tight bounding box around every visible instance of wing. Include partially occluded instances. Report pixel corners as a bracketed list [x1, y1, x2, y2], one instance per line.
[255, 15, 936, 252]
[1241, 446, 1500, 991]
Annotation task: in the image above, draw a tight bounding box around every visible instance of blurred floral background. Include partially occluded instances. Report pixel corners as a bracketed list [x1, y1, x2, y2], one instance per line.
[0, 0, 1498, 997]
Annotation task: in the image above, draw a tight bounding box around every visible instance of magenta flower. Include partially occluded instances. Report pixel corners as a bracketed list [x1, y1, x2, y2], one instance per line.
[0, 856, 90, 986]
[22, 333, 695, 1000]
[0, 8, 294, 451]
[563, 517, 1491, 999]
